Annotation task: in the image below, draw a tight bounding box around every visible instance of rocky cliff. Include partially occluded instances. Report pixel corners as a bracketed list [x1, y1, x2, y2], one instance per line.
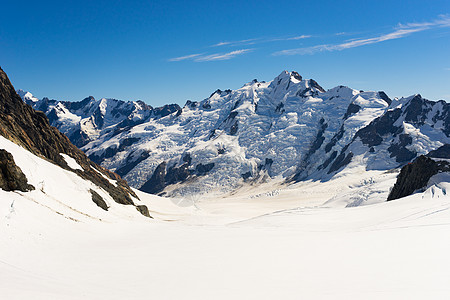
[388, 144, 450, 201]
[0, 66, 150, 217]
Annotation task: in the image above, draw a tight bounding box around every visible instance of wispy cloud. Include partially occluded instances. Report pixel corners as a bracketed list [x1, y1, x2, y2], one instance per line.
[169, 49, 253, 63]
[268, 35, 312, 42]
[170, 34, 312, 62]
[212, 38, 260, 47]
[168, 53, 203, 62]
[287, 35, 312, 40]
[195, 49, 253, 62]
[396, 14, 450, 29]
[212, 35, 312, 47]
[274, 15, 450, 56]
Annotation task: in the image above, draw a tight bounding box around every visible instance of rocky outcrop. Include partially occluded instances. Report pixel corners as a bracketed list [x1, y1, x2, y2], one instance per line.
[90, 189, 108, 211]
[387, 154, 450, 201]
[136, 205, 151, 217]
[427, 144, 450, 159]
[0, 66, 150, 216]
[0, 149, 34, 192]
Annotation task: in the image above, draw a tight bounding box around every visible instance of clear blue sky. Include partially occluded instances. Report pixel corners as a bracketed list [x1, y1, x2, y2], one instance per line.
[1, 0, 450, 106]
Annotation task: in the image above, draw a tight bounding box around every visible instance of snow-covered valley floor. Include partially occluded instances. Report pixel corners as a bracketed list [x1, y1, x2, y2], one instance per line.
[1, 133, 449, 299]
[2, 178, 450, 299]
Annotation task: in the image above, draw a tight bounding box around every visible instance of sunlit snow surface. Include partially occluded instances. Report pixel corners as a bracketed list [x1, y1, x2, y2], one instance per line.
[1, 135, 450, 299]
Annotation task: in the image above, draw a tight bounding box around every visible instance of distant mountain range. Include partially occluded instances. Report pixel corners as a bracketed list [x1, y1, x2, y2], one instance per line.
[18, 71, 450, 197]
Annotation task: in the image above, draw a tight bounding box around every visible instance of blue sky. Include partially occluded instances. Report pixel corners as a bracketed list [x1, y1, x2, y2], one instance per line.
[1, 0, 450, 106]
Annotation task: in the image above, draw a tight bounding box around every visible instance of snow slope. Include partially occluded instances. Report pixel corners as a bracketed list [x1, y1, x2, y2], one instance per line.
[0, 135, 150, 222]
[1, 166, 450, 299]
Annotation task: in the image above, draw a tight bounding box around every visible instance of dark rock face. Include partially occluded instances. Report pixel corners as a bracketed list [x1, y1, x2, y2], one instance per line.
[432, 101, 450, 137]
[403, 95, 431, 125]
[185, 100, 197, 108]
[324, 126, 344, 153]
[292, 119, 328, 181]
[343, 103, 361, 120]
[196, 163, 215, 175]
[387, 155, 450, 201]
[0, 66, 150, 217]
[355, 108, 402, 147]
[89, 145, 120, 164]
[241, 171, 252, 180]
[140, 155, 217, 194]
[427, 144, 450, 159]
[291, 71, 303, 81]
[140, 162, 167, 194]
[136, 205, 151, 218]
[275, 102, 285, 113]
[328, 151, 353, 174]
[230, 121, 239, 135]
[166, 163, 190, 185]
[309, 79, 325, 93]
[0, 149, 35, 192]
[68, 128, 91, 148]
[115, 150, 150, 177]
[378, 91, 392, 105]
[387, 134, 416, 163]
[319, 150, 338, 170]
[309, 120, 328, 155]
[153, 103, 181, 118]
[90, 189, 108, 211]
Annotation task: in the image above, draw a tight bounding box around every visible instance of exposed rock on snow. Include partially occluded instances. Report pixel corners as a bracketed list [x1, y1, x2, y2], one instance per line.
[90, 189, 109, 211]
[0, 149, 34, 192]
[388, 146, 450, 201]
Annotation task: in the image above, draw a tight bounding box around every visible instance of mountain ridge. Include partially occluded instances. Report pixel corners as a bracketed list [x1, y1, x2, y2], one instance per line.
[18, 71, 450, 199]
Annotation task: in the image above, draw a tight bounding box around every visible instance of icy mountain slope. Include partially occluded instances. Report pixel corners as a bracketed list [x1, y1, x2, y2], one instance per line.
[18, 91, 181, 148]
[79, 71, 448, 197]
[0, 66, 150, 218]
[79, 72, 387, 195]
[334, 94, 450, 173]
[19, 71, 449, 198]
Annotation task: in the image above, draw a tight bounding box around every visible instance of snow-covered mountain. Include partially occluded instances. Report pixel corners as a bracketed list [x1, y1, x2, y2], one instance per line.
[19, 92, 180, 148]
[0, 67, 151, 219]
[19, 71, 450, 197]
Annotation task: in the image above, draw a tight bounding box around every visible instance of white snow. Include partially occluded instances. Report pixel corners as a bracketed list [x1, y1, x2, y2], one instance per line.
[16, 89, 39, 102]
[1, 173, 450, 299]
[60, 153, 83, 170]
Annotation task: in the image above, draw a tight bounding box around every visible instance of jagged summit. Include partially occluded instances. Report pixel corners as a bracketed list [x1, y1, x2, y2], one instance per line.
[16, 89, 39, 104]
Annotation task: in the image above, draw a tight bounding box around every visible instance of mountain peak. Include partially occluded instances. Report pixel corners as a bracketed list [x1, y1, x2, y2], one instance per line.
[274, 70, 303, 82]
[290, 71, 303, 82]
[16, 89, 39, 103]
